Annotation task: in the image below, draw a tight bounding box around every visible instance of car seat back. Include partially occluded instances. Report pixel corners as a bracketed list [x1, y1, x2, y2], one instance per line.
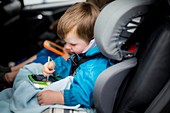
[113, 0, 170, 113]
[144, 20, 170, 113]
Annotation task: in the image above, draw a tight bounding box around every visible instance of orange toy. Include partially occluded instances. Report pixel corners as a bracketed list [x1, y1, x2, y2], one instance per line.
[43, 40, 64, 56]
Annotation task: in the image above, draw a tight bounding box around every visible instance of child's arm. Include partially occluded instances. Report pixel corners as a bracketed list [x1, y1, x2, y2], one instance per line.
[37, 90, 64, 105]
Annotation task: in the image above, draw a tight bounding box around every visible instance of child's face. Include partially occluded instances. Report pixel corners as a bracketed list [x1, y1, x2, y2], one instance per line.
[64, 30, 89, 54]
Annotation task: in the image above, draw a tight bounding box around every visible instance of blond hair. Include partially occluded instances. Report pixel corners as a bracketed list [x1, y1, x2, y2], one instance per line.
[57, 2, 100, 43]
[86, 0, 112, 9]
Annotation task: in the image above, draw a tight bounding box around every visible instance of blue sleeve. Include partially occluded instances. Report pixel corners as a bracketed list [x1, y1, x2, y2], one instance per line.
[53, 56, 72, 79]
[33, 48, 59, 65]
[63, 58, 110, 107]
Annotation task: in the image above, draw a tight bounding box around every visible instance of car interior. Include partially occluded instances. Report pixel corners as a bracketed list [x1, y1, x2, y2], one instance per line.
[1, 0, 170, 113]
[0, 0, 85, 66]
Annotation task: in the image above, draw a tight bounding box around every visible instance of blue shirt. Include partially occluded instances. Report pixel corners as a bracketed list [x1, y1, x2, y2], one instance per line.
[53, 45, 113, 107]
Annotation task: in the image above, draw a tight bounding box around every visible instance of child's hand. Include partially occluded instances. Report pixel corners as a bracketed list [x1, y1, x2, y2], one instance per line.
[37, 90, 64, 106]
[42, 61, 55, 76]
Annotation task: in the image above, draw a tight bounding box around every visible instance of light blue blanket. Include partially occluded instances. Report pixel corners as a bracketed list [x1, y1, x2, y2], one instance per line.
[0, 63, 51, 113]
[0, 63, 95, 113]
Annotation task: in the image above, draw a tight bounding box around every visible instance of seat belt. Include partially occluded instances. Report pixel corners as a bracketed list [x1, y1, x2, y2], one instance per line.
[70, 53, 103, 75]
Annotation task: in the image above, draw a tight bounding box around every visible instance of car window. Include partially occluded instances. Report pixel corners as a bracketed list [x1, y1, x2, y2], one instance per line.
[23, 0, 86, 6]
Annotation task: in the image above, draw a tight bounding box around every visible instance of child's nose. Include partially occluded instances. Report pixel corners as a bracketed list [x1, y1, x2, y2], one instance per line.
[65, 43, 71, 50]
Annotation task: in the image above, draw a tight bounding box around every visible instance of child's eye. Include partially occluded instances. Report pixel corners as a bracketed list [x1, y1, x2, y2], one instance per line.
[71, 44, 76, 46]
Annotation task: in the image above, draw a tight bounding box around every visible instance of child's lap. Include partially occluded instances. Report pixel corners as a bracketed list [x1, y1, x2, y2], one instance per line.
[42, 76, 73, 92]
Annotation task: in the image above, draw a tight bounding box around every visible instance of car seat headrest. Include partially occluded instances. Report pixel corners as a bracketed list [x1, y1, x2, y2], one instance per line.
[94, 0, 155, 61]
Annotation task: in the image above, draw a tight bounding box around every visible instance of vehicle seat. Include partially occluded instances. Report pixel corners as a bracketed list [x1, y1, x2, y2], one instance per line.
[93, 0, 155, 113]
[93, 0, 170, 113]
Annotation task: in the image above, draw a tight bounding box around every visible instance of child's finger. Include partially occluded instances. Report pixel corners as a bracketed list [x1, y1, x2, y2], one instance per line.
[48, 62, 55, 70]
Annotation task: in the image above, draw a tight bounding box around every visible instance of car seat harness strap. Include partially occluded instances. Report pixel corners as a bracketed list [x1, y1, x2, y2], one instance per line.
[70, 53, 103, 75]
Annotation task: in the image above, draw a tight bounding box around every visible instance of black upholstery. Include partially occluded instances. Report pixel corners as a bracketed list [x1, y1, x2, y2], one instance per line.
[113, 0, 170, 113]
[144, 24, 170, 113]
[114, 22, 170, 113]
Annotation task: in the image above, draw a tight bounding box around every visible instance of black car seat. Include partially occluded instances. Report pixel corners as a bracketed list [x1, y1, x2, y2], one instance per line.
[93, 0, 155, 113]
[94, 0, 170, 113]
